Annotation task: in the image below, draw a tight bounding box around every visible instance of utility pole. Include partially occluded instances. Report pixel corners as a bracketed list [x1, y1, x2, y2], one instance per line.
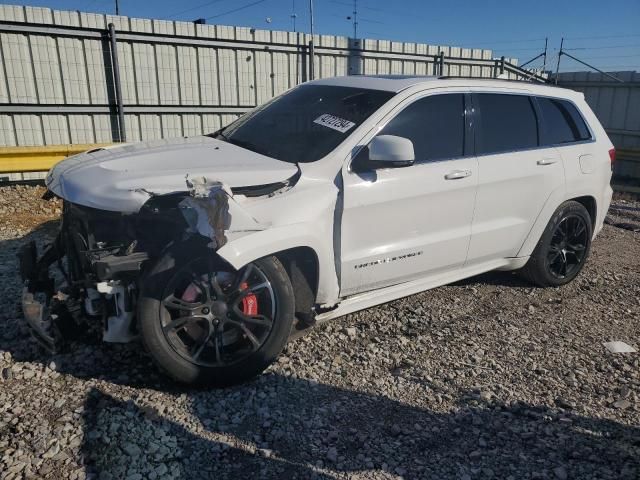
[309, 0, 315, 80]
[291, 0, 297, 32]
[555, 37, 563, 84]
[542, 37, 548, 72]
[352, 0, 358, 38]
[115, 0, 120, 15]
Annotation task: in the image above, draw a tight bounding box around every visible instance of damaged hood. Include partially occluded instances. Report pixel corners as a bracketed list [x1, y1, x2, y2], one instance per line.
[45, 136, 299, 213]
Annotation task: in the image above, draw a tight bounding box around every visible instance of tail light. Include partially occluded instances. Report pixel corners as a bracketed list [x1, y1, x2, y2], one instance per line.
[609, 148, 616, 166]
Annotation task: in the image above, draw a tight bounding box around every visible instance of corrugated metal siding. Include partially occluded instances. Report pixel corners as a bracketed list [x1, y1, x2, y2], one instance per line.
[0, 4, 536, 157]
[556, 71, 640, 180]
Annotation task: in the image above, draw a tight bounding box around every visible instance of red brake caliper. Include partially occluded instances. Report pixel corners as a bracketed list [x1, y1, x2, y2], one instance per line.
[240, 282, 258, 316]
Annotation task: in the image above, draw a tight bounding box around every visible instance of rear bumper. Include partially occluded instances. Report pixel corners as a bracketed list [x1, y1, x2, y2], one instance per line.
[594, 184, 613, 238]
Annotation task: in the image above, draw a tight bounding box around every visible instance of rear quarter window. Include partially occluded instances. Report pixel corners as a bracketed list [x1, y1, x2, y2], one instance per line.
[537, 97, 592, 145]
[475, 93, 539, 155]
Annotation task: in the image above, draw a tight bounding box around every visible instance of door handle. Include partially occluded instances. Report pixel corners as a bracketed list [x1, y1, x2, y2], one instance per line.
[537, 158, 558, 166]
[444, 169, 472, 180]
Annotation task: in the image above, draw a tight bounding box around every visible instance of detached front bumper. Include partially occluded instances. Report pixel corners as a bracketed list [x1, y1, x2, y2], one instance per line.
[18, 240, 60, 353]
[21, 287, 58, 352]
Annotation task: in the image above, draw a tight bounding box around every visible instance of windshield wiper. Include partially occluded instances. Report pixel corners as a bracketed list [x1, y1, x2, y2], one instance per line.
[209, 129, 230, 142]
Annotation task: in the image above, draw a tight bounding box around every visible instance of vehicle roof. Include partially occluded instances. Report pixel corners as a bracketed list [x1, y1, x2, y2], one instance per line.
[308, 75, 581, 99]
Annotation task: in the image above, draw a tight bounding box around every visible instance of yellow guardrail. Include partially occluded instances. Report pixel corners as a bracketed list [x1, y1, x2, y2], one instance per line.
[0, 143, 638, 174]
[0, 144, 111, 173]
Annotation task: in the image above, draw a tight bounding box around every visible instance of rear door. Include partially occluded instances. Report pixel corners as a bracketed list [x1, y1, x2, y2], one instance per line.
[467, 92, 565, 263]
[536, 95, 599, 184]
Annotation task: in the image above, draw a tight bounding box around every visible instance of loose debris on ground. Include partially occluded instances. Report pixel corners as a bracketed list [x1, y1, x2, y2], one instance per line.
[0, 185, 638, 480]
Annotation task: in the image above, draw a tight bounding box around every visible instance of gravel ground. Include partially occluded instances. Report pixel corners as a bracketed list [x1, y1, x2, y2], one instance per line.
[0, 185, 639, 480]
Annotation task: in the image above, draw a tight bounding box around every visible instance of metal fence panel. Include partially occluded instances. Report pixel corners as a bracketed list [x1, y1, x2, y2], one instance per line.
[556, 71, 640, 181]
[0, 4, 552, 179]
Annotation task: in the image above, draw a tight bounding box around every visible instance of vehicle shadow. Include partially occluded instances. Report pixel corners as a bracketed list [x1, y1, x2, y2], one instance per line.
[78, 374, 640, 479]
[451, 270, 531, 289]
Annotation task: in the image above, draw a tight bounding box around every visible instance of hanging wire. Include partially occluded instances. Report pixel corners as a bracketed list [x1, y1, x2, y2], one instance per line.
[206, 0, 269, 20]
[564, 32, 640, 40]
[166, 0, 229, 19]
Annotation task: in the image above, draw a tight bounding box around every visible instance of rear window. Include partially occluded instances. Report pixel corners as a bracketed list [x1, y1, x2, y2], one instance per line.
[476, 93, 538, 155]
[538, 97, 591, 145]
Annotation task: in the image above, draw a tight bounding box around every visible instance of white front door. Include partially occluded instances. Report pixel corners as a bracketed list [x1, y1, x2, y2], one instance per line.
[340, 92, 478, 296]
[467, 92, 565, 263]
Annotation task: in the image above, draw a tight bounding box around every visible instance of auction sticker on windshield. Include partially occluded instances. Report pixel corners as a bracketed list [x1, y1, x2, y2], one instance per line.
[313, 114, 356, 133]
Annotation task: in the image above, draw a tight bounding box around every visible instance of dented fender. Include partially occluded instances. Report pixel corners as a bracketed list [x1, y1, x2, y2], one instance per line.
[217, 222, 339, 304]
[216, 179, 341, 305]
[139, 171, 341, 305]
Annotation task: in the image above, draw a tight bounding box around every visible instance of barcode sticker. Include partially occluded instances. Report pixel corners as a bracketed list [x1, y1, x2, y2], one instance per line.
[313, 113, 356, 133]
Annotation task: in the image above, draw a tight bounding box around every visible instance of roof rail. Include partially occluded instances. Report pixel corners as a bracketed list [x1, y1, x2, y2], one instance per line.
[437, 75, 550, 84]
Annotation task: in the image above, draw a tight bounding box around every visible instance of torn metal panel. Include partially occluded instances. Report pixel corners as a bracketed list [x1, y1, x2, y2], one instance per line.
[180, 175, 265, 248]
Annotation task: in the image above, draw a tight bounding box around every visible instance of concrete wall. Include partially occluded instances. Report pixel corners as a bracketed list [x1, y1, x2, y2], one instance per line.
[0, 4, 529, 151]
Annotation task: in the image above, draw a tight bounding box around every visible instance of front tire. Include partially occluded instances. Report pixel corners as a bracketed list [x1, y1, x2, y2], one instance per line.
[138, 241, 295, 386]
[520, 201, 593, 287]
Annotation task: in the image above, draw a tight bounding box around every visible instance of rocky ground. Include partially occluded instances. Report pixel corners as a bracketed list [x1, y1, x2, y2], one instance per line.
[0, 185, 638, 480]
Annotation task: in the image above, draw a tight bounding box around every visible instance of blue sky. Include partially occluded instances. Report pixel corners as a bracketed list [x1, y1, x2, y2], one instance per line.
[6, 0, 640, 72]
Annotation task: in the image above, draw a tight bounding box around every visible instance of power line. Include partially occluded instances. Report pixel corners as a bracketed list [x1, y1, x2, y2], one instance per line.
[329, 13, 385, 25]
[359, 17, 385, 25]
[563, 65, 639, 69]
[329, 0, 414, 19]
[464, 37, 546, 46]
[167, 0, 228, 19]
[206, 0, 268, 20]
[565, 32, 640, 41]
[560, 57, 639, 68]
[491, 46, 549, 52]
[360, 31, 385, 37]
[579, 53, 640, 60]
[329, 0, 383, 12]
[565, 44, 640, 51]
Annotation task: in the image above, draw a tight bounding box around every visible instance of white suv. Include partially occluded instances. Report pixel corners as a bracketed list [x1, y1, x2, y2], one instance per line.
[20, 76, 614, 386]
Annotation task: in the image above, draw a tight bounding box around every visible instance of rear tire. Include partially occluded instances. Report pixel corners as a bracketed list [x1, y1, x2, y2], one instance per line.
[520, 201, 592, 287]
[138, 240, 295, 387]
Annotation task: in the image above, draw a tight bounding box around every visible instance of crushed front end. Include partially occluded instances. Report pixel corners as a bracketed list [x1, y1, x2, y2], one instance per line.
[18, 196, 189, 352]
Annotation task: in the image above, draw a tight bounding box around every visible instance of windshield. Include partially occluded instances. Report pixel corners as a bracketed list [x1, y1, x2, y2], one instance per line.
[208, 85, 394, 163]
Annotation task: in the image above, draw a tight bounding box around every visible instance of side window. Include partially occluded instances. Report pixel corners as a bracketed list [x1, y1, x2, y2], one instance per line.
[476, 93, 538, 155]
[378, 94, 465, 162]
[538, 97, 591, 145]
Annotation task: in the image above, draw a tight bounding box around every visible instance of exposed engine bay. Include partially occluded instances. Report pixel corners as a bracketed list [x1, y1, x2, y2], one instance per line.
[18, 174, 299, 353]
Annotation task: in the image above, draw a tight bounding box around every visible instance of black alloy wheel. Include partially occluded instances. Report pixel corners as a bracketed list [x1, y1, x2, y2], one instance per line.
[160, 260, 276, 368]
[546, 214, 589, 279]
[138, 241, 295, 386]
[520, 200, 593, 287]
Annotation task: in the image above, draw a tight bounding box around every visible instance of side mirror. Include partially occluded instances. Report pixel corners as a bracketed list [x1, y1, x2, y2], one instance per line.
[368, 135, 415, 168]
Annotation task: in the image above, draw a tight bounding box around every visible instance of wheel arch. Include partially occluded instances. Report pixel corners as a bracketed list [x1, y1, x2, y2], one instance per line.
[517, 191, 598, 258]
[216, 225, 339, 306]
[571, 195, 597, 229]
[274, 247, 320, 326]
